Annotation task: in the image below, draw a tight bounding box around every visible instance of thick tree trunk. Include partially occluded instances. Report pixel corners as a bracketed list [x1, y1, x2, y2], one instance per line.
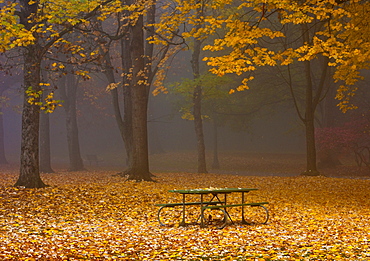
[125, 15, 152, 181]
[121, 36, 134, 167]
[146, 1, 164, 157]
[0, 80, 10, 165]
[193, 84, 207, 173]
[39, 109, 54, 173]
[191, 37, 207, 173]
[0, 103, 8, 165]
[103, 0, 158, 179]
[15, 45, 47, 188]
[300, 24, 320, 176]
[302, 56, 319, 175]
[304, 105, 319, 175]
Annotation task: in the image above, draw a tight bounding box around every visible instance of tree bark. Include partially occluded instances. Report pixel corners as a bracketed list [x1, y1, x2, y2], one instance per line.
[39, 73, 54, 173]
[0, 107, 8, 165]
[0, 87, 8, 164]
[101, 47, 130, 166]
[301, 24, 319, 176]
[121, 35, 134, 168]
[102, 0, 160, 180]
[125, 14, 152, 181]
[191, 10, 207, 173]
[145, 1, 165, 155]
[15, 44, 47, 188]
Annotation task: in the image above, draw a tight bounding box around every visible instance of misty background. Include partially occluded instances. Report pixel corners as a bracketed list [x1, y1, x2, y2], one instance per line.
[5, 46, 370, 174]
[2, 54, 306, 172]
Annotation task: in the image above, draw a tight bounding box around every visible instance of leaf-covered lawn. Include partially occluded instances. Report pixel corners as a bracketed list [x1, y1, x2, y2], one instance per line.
[0, 171, 369, 260]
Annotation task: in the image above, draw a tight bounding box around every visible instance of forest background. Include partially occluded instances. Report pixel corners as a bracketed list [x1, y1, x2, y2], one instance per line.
[1, 1, 370, 260]
[1, 0, 370, 185]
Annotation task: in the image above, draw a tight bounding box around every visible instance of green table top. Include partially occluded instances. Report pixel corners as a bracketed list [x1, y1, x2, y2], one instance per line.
[168, 188, 258, 194]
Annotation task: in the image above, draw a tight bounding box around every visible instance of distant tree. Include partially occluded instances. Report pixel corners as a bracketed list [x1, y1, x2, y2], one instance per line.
[0, 64, 22, 165]
[169, 70, 290, 169]
[59, 69, 85, 171]
[39, 91, 54, 173]
[39, 67, 55, 173]
[168, 74, 233, 171]
[0, 73, 10, 165]
[191, 3, 208, 173]
[157, 0, 228, 173]
[99, 0, 181, 180]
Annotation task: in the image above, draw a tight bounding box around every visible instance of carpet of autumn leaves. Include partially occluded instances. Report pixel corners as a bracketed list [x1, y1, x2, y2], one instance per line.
[0, 168, 369, 260]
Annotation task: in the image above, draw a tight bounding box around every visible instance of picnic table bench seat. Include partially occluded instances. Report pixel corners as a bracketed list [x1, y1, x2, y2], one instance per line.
[203, 201, 269, 209]
[202, 202, 269, 228]
[156, 201, 225, 227]
[155, 201, 225, 208]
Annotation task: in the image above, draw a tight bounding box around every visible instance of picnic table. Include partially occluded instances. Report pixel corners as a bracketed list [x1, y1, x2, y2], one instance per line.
[155, 188, 269, 229]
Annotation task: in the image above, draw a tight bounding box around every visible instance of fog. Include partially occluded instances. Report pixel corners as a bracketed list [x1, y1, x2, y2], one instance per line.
[6, 13, 352, 173]
[2, 74, 305, 170]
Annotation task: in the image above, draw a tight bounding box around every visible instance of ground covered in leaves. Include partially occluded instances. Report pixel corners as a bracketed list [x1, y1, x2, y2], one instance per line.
[0, 167, 369, 261]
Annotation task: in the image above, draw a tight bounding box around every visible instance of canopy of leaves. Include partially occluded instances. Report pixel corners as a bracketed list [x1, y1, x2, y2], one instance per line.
[201, 0, 370, 112]
[0, 0, 135, 52]
[0, 170, 369, 260]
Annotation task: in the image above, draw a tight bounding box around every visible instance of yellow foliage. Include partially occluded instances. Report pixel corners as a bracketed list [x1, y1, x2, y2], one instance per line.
[26, 87, 63, 113]
[0, 3, 35, 51]
[105, 82, 121, 92]
[196, 0, 370, 110]
[0, 0, 130, 52]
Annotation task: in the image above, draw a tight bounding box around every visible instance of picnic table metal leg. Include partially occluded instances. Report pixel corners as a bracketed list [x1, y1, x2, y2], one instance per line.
[180, 194, 186, 226]
[241, 192, 248, 224]
[200, 194, 206, 228]
[222, 194, 234, 225]
[157, 206, 165, 226]
[253, 205, 269, 224]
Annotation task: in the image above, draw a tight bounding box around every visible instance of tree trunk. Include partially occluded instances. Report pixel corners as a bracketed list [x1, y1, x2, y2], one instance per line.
[15, 44, 47, 188]
[101, 46, 130, 166]
[125, 14, 152, 181]
[39, 109, 54, 173]
[121, 36, 134, 168]
[301, 24, 319, 176]
[102, 0, 158, 179]
[317, 64, 342, 169]
[0, 77, 11, 165]
[304, 103, 319, 175]
[59, 72, 84, 171]
[191, 29, 207, 174]
[39, 74, 54, 173]
[0, 91, 8, 164]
